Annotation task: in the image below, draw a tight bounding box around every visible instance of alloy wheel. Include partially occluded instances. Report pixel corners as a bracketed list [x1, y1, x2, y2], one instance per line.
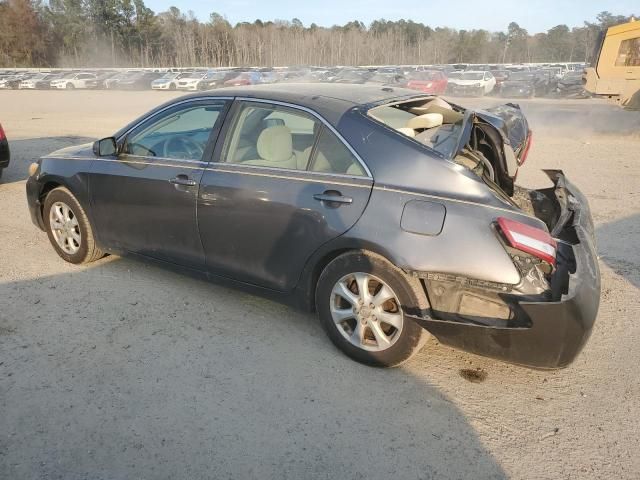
[49, 201, 81, 254]
[330, 272, 404, 352]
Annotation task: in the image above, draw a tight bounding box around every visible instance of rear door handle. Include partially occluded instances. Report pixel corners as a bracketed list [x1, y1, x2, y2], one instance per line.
[313, 192, 353, 205]
[170, 174, 196, 186]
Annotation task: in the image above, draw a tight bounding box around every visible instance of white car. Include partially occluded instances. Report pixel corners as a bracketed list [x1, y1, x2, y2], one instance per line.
[447, 71, 496, 96]
[49, 72, 97, 89]
[176, 72, 207, 91]
[152, 72, 191, 90]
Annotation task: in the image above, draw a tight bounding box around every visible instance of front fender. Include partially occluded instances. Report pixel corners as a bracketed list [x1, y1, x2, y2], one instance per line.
[26, 156, 95, 234]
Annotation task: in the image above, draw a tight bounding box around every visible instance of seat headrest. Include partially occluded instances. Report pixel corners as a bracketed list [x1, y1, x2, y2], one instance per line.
[257, 126, 293, 162]
[406, 113, 444, 130]
[263, 118, 285, 128]
[397, 127, 416, 138]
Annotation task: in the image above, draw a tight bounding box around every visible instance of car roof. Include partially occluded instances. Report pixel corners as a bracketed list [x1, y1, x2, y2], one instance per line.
[182, 83, 423, 124]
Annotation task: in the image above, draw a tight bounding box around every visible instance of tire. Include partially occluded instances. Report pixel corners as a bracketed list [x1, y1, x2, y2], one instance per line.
[316, 251, 429, 367]
[66, 83, 74, 89]
[169, 83, 176, 90]
[43, 187, 104, 264]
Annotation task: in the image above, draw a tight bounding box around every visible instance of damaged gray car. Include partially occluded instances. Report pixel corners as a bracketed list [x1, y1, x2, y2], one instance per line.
[26, 84, 600, 368]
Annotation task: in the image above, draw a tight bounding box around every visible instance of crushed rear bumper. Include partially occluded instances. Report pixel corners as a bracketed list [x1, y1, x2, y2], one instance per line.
[410, 171, 601, 369]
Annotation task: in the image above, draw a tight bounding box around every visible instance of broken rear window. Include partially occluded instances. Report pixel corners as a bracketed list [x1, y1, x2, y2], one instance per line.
[367, 97, 466, 159]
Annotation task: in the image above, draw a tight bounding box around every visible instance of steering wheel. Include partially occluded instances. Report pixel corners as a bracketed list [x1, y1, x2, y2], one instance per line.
[162, 136, 204, 160]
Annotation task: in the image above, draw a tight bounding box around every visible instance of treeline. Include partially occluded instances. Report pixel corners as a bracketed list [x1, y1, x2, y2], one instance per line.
[0, 1, 635, 68]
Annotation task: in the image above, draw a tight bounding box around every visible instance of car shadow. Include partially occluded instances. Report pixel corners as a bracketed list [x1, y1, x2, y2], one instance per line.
[0, 254, 507, 479]
[596, 213, 640, 289]
[0, 136, 94, 184]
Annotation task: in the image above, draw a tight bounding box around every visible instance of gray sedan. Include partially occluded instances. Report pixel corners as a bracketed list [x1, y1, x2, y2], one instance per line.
[25, 84, 600, 368]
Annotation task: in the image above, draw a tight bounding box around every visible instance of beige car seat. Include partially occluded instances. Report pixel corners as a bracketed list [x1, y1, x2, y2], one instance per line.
[396, 127, 416, 137]
[409, 98, 464, 124]
[242, 126, 298, 169]
[406, 113, 444, 130]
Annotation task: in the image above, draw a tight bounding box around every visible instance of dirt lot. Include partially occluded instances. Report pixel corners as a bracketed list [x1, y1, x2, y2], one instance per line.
[1, 90, 639, 480]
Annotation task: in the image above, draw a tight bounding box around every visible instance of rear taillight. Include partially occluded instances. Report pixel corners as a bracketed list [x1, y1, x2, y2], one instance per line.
[0, 123, 5, 141]
[497, 217, 557, 266]
[519, 131, 533, 165]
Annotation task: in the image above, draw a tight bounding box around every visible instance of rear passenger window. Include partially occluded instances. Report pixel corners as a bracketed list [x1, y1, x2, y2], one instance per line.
[309, 128, 366, 176]
[223, 102, 320, 170]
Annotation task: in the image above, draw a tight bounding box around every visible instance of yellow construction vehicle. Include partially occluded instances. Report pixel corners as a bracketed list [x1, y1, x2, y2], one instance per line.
[584, 18, 640, 110]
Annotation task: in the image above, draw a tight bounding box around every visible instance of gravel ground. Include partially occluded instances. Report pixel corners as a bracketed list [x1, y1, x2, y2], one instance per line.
[1, 90, 639, 480]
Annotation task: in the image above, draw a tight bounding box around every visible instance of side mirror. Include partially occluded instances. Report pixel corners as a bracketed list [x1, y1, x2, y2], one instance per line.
[93, 137, 117, 156]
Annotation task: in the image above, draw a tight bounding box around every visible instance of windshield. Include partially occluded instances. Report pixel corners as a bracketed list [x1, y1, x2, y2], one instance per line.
[336, 70, 368, 80]
[410, 71, 439, 81]
[460, 72, 484, 80]
[204, 71, 226, 80]
[368, 73, 399, 83]
[508, 72, 535, 81]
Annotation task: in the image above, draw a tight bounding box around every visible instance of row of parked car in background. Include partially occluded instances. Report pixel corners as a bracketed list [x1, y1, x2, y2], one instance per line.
[0, 62, 589, 98]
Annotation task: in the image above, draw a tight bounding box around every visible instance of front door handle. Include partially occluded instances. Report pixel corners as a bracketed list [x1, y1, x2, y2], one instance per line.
[170, 174, 196, 186]
[313, 191, 353, 205]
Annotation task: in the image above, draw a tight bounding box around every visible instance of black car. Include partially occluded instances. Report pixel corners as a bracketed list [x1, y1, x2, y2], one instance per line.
[365, 72, 407, 86]
[0, 122, 10, 179]
[332, 69, 374, 84]
[557, 72, 589, 98]
[197, 70, 240, 90]
[499, 71, 553, 98]
[2, 74, 33, 89]
[34, 74, 64, 89]
[87, 71, 118, 89]
[117, 72, 163, 90]
[25, 84, 600, 369]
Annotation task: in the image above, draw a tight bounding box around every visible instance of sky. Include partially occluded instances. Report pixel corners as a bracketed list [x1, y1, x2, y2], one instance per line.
[145, 0, 636, 33]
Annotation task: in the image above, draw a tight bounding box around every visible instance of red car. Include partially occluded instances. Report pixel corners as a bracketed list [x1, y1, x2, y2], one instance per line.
[223, 71, 263, 87]
[405, 70, 448, 94]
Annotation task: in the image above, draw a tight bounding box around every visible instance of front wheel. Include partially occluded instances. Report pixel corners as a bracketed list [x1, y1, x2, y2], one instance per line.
[316, 251, 429, 367]
[43, 187, 104, 264]
[66, 83, 74, 89]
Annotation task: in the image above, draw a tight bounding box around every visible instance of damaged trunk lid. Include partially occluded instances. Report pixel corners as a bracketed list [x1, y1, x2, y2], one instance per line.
[453, 103, 532, 196]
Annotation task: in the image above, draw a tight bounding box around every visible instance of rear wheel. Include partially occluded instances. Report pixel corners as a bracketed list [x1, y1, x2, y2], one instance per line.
[169, 83, 176, 90]
[316, 251, 429, 367]
[43, 187, 104, 264]
[66, 83, 74, 89]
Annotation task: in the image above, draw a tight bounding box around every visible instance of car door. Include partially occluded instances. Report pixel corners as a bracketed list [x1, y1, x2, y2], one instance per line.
[198, 99, 373, 291]
[89, 98, 230, 269]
